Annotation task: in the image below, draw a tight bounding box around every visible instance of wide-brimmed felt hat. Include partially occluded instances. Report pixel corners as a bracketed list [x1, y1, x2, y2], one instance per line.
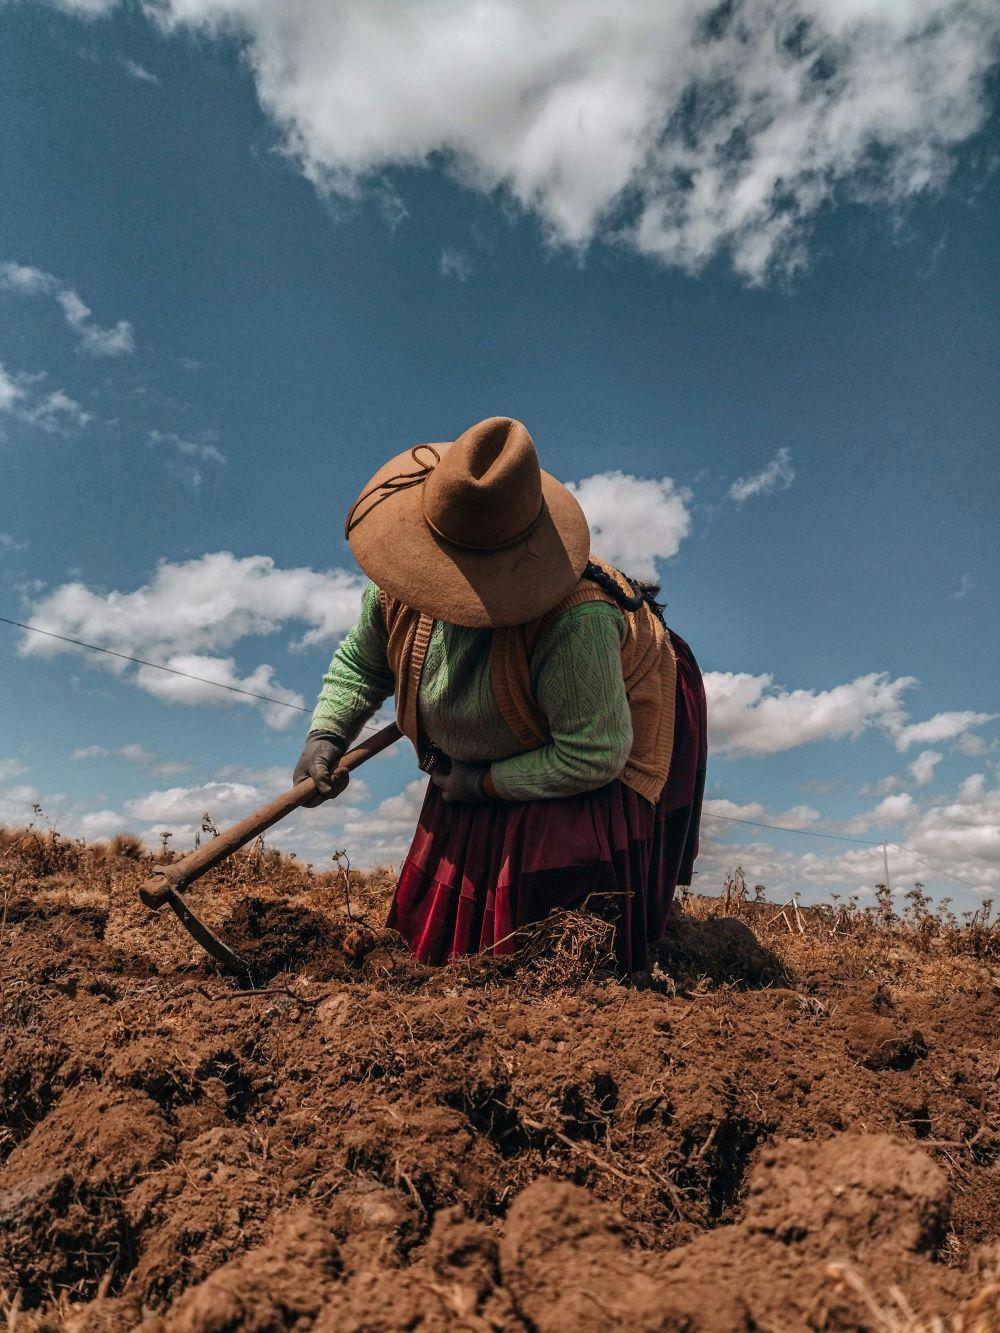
[345, 417, 591, 628]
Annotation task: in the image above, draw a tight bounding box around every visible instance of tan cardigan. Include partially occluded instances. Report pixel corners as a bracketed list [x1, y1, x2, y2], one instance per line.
[380, 559, 677, 804]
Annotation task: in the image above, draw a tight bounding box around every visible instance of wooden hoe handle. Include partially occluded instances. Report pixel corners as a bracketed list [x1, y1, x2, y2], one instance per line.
[138, 722, 402, 910]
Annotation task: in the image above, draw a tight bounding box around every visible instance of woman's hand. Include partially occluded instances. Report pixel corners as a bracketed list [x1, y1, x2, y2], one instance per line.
[431, 759, 488, 803]
[293, 732, 346, 807]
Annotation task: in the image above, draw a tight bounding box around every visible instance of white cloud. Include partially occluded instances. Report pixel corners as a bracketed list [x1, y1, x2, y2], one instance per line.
[22, 552, 365, 656]
[860, 773, 902, 798]
[889, 708, 996, 752]
[908, 749, 943, 787]
[727, 448, 795, 505]
[0, 263, 57, 296]
[118, 770, 371, 853]
[77, 809, 126, 837]
[0, 361, 90, 433]
[125, 779, 264, 824]
[955, 732, 990, 757]
[61, 0, 1000, 284]
[20, 387, 91, 432]
[568, 471, 692, 580]
[0, 759, 27, 782]
[150, 428, 227, 464]
[0, 364, 22, 412]
[121, 57, 160, 84]
[20, 552, 366, 727]
[0, 783, 42, 827]
[0, 260, 134, 356]
[340, 777, 428, 864]
[134, 653, 306, 729]
[705, 669, 913, 757]
[904, 775, 1000, 890]
[708, 670, 998, 761]
[440, 248, 473, 281]
[71, 742, 188, 776]
[697, 769, 1000, 905]
[704, 797, 820, 827]
[951, 572, 974, 600]
[844, 791, 917, 833]
[0, 533, 28, 553]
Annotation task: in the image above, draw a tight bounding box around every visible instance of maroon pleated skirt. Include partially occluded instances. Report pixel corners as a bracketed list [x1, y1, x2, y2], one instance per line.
[387, 631, 706, 973]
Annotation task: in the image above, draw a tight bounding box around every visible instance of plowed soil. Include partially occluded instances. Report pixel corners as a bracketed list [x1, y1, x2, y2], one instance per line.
[1, 853, 998, 1330]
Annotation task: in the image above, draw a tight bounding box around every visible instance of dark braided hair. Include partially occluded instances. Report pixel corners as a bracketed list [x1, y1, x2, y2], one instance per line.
[583, 561, 667, 626]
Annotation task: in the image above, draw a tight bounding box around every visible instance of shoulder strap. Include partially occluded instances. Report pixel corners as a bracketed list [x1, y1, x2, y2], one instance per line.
[378, 590, 433, 754]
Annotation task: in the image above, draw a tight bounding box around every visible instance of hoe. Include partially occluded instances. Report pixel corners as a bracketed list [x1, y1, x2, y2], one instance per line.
[137, 721, 402, 978]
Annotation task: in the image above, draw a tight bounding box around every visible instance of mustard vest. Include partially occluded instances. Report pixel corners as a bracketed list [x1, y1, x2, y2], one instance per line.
[379, 559, 677, 804]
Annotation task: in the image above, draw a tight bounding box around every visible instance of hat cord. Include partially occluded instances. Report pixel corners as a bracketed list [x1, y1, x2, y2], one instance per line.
[344, 445, 441, 538]
[422, 494, 545, 552]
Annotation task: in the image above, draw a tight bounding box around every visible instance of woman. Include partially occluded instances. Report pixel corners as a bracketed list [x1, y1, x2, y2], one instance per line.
[293, 417, 706, 973]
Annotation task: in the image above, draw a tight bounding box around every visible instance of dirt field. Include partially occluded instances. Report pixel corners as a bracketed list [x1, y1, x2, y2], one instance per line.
[2, 829, 998, 1330]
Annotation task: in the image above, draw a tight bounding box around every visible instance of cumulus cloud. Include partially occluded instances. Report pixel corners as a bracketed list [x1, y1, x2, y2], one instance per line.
[125, 780, 265, 824]
[341, 778, 429, 864]
[705, 669, 913, 757]
[727, 448, 795, 505]
[843, 791, 917, 833]
[908, 749, 943, 787]
[0, 759, 27, 781]
[76, 809, 126, 837]
[568, 471, 692, 580]
[116, 770, 371, 852]
[22, 552, 365, 656]
[0, 783, 42, 826]
[708, 670, 998, 761]
[54, 0, 1000, 284]
[134, 654, 305, 729]
[0, 261, 134, 356]
[703, 797, 820, 827]
[889, 708, 996, 753]
[20, 551, 367, 727]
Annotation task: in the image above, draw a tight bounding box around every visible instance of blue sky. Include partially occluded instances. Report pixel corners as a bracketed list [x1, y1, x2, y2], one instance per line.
[1, 0, 998, 908]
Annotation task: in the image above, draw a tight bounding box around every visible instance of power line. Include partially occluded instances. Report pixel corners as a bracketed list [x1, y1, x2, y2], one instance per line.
[703, 810, 987, 893]
[2, 614, 991, 891]
[887, 846, 986, 893]
[3, 613, 389, 740]
[702, 811, 881, 845]
[1, 615, 313, 713]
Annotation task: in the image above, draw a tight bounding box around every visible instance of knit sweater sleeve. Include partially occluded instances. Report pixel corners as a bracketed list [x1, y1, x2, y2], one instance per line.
[308, 580, 395, 744]
[488, 601, 633, 801]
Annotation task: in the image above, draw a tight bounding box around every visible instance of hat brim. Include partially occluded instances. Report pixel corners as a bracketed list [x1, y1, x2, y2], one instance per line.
[347, 441, 591, 627]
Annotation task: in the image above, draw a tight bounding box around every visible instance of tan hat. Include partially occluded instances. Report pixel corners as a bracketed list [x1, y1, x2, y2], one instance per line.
[345, 417, 591, 628]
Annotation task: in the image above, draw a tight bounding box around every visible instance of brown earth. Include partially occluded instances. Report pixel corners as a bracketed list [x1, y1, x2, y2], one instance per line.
[1, 843, 998, 1330]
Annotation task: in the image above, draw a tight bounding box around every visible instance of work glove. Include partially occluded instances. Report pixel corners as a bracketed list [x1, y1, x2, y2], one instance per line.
[431, 759, 489, 803]
[293, 731, 346, 807]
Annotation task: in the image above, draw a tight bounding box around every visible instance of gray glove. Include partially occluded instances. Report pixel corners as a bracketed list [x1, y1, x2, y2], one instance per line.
[293, 731, 346, 807]
[431, 759, 488, 803]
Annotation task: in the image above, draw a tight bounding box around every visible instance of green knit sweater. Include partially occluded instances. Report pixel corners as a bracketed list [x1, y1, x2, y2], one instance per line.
[309, 581, 633, 801]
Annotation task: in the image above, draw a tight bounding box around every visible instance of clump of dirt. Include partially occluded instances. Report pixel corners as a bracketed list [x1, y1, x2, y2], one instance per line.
[220, 897, 354, 983]
[1, 859, 998, 1330]
[649, 911, 790, 989]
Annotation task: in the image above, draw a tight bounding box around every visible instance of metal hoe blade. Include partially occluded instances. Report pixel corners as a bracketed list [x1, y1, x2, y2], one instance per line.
[163, 887, 253, 980]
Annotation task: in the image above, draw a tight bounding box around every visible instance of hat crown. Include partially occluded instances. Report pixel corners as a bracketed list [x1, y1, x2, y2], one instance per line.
[422, 417, 543, 550]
